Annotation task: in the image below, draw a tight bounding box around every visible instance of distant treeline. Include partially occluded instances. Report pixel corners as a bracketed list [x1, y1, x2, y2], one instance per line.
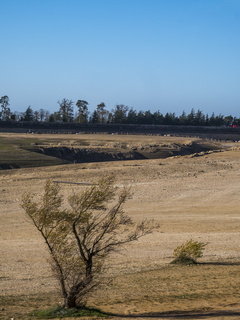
[0, 96, 239, 127]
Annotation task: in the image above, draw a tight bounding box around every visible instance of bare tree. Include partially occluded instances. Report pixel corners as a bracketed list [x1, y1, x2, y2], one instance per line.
[21, 176, 157, 309]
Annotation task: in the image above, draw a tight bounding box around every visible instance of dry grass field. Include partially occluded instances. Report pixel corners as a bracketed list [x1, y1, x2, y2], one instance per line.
[1, 133, 240, 319]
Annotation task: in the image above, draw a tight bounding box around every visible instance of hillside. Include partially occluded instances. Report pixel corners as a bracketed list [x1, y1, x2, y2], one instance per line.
[1, 133, 240, 319]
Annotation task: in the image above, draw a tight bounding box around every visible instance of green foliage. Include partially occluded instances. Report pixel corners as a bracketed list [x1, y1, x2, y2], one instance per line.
[0, 136, 68, 170]
[24, 106, 34, 121]
[0, 95, 11, 120]
[96, 102, 109, 123]
[31, 306, 108, 318]
[76, 100, 89, 123]
[171, 239, 207, 265]
[57, 98, 74, 122]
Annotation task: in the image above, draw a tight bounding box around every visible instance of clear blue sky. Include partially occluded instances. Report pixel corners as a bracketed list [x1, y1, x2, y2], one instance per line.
[1, 0, 239, 116]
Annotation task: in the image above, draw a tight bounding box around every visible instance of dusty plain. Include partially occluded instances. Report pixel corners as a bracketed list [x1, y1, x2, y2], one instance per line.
[0, 133, 240, 319]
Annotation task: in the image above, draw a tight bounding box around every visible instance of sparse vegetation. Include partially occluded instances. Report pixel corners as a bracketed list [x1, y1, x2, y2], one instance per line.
[171, 239, 207, 265]
[22, 176, 158, 309]
[1, 133, 240, 319]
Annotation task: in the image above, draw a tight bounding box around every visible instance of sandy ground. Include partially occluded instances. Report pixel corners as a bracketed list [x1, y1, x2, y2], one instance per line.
[1, 134, 240, 319]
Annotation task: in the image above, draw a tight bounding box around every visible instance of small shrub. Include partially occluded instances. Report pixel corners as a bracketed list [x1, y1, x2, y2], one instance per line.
[171, 239, 207, 265]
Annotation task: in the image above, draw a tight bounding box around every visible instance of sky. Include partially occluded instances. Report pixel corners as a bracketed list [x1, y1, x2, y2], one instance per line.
[1, 0, 239, 116]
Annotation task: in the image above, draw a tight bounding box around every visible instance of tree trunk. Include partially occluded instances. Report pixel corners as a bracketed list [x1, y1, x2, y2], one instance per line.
[63, 277, 91, 309]
[64, 293, 77, 308]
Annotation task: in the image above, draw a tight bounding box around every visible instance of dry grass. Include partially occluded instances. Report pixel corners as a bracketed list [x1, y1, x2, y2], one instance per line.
[1, 133, 240, 319]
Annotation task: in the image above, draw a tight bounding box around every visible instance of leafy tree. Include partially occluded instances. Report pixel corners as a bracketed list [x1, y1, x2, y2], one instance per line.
[0, 95, 11, 120]
[107, 111, 113, 123]
[76, 100, 89, 123]
[12, 111, 23, 121]
[39, 108, 48, 122]
[57, 98, 74, 122]
[48, 113, 55, 122]
[96, 102, 108, 123]
[164, 112, 177, 125]
[208, 112, 215, 126]
[195, 109, 205, 126]
[232, 118, 240, 126]
[143, 110, 154, 124]
[45, 110, 50, 122]
[21, 176, 157, 309]
[223, 115, 234, 127]
[126, 108, 138, 124]
[136, 110, 145, 124]
[214, 114, 224, 126]
[49, 111, 61, 122]
[33, 110, 40, 122]
[23, 106, 34, 121]
[205, 114, 209, 126]
[187, 108, 196, 125]
[90, 110, 100, 123]
[152, 111, 164, 125]
[208, 112, 224, 126]
[10, 114, 16, 121]
[179, 110, 188, 125]
[112, 104, 128, 123]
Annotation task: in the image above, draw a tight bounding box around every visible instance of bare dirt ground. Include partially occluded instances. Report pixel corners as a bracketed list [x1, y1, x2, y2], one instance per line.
[1, 133, 240, 319]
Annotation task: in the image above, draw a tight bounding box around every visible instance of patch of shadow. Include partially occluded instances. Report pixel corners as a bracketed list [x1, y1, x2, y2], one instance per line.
[199, 261, 240, 266]
[112, 309, 240, 319]
[0, 163, 20, 170]
[33, 147, 147, 163]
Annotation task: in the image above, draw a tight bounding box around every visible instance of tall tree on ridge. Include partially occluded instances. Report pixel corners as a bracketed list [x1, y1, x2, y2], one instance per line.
[96, 102, 108, 123]
[23, 106, 34, 121]
[58, 98, 74, 122]
[0, 95, 11, 121]
[76, 100, 89, 123]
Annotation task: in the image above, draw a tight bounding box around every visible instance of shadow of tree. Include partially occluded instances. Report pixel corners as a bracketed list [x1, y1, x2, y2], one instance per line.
[199, 261, 240, 266]
[111, 309, 240, 319]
